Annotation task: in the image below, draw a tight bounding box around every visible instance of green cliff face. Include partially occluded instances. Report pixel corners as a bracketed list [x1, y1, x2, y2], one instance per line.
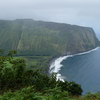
[0, 19, 99, 56]
[62, 26, 99, 55]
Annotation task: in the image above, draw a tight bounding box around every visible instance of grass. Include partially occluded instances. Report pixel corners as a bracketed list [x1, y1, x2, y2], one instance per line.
[13, 55, 53, 74]
[1, 88, 100, 100]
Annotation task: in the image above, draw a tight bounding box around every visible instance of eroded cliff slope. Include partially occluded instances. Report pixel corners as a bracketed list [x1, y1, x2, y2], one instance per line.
[0, 19, 99, 56]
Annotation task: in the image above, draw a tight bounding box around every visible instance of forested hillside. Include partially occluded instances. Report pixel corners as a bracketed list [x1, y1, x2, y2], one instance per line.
[0, 19, 99, 56]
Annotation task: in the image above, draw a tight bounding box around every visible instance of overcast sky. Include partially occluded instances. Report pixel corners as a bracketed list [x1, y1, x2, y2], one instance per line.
[0, 0, 100, 37]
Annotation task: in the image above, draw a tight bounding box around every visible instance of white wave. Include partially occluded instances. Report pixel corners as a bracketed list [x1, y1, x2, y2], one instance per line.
[49, 47, 99, 82]
[73, 47, 99, 56]
[49, 55, 73, 81]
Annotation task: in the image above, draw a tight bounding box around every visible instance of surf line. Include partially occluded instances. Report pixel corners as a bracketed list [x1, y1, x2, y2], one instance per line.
[49, 47, 99, 82]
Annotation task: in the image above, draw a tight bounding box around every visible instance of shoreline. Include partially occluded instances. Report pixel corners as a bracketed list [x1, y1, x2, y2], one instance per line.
[48, 47, 99, 80]
[47, 55, 61, 76]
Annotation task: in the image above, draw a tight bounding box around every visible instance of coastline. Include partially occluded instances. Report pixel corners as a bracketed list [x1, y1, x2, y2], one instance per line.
[48, 47, 99, 81]
[47, 56, 61, 76]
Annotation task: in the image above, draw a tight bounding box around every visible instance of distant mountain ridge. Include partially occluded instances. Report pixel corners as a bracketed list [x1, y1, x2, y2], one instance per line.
[0, 19, 99, 56]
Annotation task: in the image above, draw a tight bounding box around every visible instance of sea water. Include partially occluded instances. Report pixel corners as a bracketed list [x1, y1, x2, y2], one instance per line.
[50, 47, 100, 94]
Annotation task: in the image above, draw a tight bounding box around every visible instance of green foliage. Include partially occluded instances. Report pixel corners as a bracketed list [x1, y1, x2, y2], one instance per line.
[45, 86, 69, 100]
[83, 92, 100, 100]
[0, 86, 42, 100]
[1, 49, 100, 100]
[0, 19, 99, 75]
[0, 50, 17, 69]
[0, 19, 99, 57]
[0, 86, 76, 100]
[0, 49, 83, 100]
[22, 55, 53, 74]
[57, 81, 83, 96]
[0, 50, 35, 90]
[1, 87, 100, 100]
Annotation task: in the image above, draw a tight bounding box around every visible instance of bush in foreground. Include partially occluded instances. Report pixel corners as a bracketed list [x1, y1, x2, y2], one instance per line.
[0, 49, 83, 99]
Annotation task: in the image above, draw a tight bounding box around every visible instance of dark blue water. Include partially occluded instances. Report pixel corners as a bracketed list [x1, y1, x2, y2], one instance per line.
[59, 47, 100, 94]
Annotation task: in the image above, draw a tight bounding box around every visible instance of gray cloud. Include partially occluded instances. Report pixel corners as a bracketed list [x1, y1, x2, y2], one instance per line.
[0, 0, 100, 37]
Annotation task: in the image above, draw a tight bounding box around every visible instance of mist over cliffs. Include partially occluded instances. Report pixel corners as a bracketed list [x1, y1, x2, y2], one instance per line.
[0, 19, 99, 56]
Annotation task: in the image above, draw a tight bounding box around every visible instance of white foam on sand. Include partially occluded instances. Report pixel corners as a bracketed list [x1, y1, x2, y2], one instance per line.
[49, 47, 99, 82]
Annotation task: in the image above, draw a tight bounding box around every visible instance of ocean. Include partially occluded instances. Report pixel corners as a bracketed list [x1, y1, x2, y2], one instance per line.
[50, 47, 100, 94]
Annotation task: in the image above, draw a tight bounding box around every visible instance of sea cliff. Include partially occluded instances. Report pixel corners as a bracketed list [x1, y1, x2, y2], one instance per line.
[0, 19, 99, 74]
[0, 19, 99, 56]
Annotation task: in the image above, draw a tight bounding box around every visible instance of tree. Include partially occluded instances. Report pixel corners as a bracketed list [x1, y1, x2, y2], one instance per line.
[0, 49, 83, 96]
[66, 81, 83, 95]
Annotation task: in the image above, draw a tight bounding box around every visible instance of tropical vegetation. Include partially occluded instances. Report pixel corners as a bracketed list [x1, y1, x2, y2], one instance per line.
[0, 50, 100, 100]
[0, 49, 82, 99]
[0, 19, 100, 99]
